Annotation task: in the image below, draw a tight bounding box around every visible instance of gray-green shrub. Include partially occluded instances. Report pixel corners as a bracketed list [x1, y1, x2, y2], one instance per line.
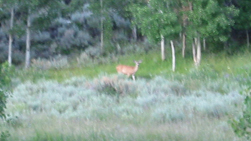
[31, 55, 69, 70]
[5, 74, 244, 123]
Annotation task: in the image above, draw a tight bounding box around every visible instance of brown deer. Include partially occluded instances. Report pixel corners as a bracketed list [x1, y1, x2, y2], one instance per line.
[116, 60, 142, 81]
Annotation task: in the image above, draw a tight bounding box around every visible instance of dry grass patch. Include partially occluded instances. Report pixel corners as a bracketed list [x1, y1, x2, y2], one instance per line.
[2, 114, 240, 141]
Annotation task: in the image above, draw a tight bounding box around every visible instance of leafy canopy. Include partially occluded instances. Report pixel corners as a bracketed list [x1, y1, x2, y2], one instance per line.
[129, 0, 181, 42]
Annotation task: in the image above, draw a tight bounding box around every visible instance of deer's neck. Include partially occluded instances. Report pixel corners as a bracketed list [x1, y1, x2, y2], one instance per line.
[134, 64, 139, 71]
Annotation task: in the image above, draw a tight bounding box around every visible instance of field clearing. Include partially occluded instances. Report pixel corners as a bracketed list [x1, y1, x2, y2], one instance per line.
[1, 51, 251, 140]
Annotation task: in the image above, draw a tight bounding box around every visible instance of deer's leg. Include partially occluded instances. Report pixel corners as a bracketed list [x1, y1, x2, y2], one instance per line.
[132, 75, 135, 81]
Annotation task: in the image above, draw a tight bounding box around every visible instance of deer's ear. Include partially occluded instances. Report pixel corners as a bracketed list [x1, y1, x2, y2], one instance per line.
[139, 60, 142, 63]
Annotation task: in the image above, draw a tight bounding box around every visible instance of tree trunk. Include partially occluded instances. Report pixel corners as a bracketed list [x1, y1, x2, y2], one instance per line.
[192, 37, 201, 67]
[246, 30, 250, 50]
[203, 38, 206, 50]
[25, 12, 31, 69]
[100, 0, 104, 53]
[170, 40, 175, 72]
[182, 33, 186, 58]
[116, 43, 121, 54]
[196, 36, 201, 67]
[192, 39, 196, 63]
[8, 7, 14, 67]
[161, 34, 165, 61]
[100, 22, 104, 53]
[132, 26, 137, 41]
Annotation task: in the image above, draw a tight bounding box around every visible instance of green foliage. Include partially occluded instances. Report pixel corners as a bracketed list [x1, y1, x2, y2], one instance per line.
[0, 131, 10, 141]
[234, 0, 251, 30]
[0, 62, 14, 88]
[231, 87, 251, 139]
[129, 0, 181, 42]
[15, 67, 50, 83]
[187, 0, 238, 42]
[0, 62, 14, 118]
[57, 26, 93, 53]
[6, 116, 23, 128]
[0, 0, 250, 66]
[0, 89, 7, 118]
[0, 62, 14, 141]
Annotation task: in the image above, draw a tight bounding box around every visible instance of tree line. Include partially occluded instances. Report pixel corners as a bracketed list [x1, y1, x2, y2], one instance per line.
[0, 0, 250, 68]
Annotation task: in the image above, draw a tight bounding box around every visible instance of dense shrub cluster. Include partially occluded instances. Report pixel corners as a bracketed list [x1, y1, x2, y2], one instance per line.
[0, 131, 10, 141]
[5, 74, 244, 124]
[0, 89, 7, 118]
[31, 55, 69, 70]
[0, 62, 14, 118]
[93, 75, 137, 96]
[231, 87, 251, 139]
[75, 50, 119, 67]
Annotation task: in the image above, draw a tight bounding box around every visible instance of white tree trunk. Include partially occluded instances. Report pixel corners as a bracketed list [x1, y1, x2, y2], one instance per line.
[182, 33, 186, 58]
[196, 36, 201, 67]
[25, 12, 31, 69]
[193, 37, 201, 67]
[161, 34, 165, 61]
[8, 7, 14, 67]
[170, 40, 175, 72]
[192, 41, 196, 63]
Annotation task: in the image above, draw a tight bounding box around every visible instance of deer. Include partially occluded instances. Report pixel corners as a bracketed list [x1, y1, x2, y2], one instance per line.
[116, 60, 142, 81]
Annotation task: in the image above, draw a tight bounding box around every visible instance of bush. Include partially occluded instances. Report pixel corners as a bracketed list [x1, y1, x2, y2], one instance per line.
[93, 75, 137, 97]
[5, 74, 244, 123]
[138, 76, 188, 96]
[231, 87, 251, 139]
[0, 131, 10, 141]
[76, 50, 118, 67]
[84, 47, 101, 60]
[12, 51, 25, 65]
[0, 89, 7, 118]
[0, 62, 13, 141]
[0, 62, 14, 118]
[57, 26, 93, 54]
[31, 55, 69, 70]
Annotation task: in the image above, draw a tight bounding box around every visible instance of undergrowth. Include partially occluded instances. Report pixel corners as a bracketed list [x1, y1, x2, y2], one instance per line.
[3, 73, 245, 140]
[6, 74, 244, 121]
[2, 50, 251, 140]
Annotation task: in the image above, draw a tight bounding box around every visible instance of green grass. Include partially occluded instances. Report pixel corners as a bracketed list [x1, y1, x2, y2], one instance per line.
[44, 51, 193, 81]
[39, 50, 251, 83]
[2, 115, 239, 141]
[3, 50, 251, 141]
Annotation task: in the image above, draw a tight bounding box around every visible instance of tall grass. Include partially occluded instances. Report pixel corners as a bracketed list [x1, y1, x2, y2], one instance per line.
[3, 50, 251, 140]
[3, 72, 245, 140]
[1, 116, 239, 141]
[26, 50, 251, 83]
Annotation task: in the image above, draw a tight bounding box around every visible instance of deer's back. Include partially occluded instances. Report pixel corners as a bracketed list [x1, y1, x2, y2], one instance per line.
[116, 65, 137, 75]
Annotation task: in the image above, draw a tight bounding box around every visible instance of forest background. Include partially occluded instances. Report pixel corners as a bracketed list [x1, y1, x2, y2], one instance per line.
[0, 0, 250, 67]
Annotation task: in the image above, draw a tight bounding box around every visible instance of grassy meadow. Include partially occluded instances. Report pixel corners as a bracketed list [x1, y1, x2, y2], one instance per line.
[1, 48, 251, 141]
